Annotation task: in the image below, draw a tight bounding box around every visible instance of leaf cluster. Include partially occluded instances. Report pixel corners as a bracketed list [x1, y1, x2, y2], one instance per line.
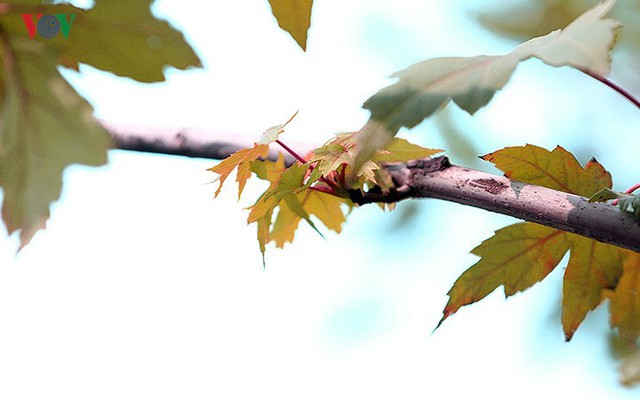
[212, 0, 640, 345]
[209, 115, 440, 264]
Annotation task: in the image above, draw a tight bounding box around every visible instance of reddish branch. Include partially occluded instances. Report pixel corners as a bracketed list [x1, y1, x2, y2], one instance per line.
[104, 123, 640, 253]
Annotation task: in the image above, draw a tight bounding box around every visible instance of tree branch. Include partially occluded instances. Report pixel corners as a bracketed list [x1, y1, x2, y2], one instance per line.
[350, 157, 640, 253]
[103, 123, 640, 253]
[103, 121, 305, 165]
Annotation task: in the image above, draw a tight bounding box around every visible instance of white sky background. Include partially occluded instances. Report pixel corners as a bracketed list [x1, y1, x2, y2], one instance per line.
[1, 0, 640, 398]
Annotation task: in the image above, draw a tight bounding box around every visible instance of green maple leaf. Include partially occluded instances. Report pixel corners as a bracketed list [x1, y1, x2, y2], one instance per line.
[0, 0, 201, 82]
[352, 0, 620, 175]
[268, 0, 313, 51]
[58, 0, 202, 82]
[439, 144, 629, 341]
[0, 39, 110, 248]
[0, 1, 202, 248]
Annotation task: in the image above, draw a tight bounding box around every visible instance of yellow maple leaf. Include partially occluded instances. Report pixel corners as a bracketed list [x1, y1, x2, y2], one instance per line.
[610, 251, 640, 342]
[208, 144, 269, 199]
[441, 144, 630, 341]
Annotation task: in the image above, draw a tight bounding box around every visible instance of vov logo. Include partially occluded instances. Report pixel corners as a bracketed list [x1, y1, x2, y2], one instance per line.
[21, 14, 76, 39]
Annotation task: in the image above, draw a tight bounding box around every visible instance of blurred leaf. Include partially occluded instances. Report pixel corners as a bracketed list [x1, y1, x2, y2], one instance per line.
[0, 1, 202, 82]
[66, 0, 201, 81]
[432, 108, 481, 168]
[0, 39, 110, 248]
[0, 1, 202, 247]
[619, 347, 640, 386]
[618, 194, 640, 220]
[476, 0, 599, 41]
[475, 0, 640, 86]
[352, 0, 619, 175]
[439, 144, 628, 340]
[268, 0, 313, 51]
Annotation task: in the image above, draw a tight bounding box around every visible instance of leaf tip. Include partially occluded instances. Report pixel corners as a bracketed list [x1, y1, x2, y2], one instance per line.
[564, 331, 575, 342]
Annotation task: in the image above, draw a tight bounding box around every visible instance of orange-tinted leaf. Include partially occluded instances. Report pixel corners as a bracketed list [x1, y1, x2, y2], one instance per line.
[562, 236, 623, 340]
[439, 223, 568, 326]
[208, 144, 269, 198]
[481, 144, 612, 196]
[610, 251, 640, 342]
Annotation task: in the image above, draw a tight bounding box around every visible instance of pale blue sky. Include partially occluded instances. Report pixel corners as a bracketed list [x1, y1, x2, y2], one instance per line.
[1, 1, 639, 398]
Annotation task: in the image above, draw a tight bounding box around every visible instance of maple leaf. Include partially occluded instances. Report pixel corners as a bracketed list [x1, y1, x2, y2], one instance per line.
[271, 190, 346, 247]
[482, 144, 612, 197]
[0, 38, 110, 248]
[209, 144, 269, 199]
[0, 1, 202, 248]
[610, 251, 640, 343]
[311, 132, 440, 190]
[247, 156, 350, 264]
[310, 142, 353, 177]
[439, 144, 628, 341]
[257, 111, 298, 145]
[562, 235, 623, 339]
[247, 155, 287, 260]
[0, 1, 202, 82]
[268, 0, 313, 51]
[439, 223, 569, 326]
[210, 112, 302, 199]
[351, 0, 619, 176]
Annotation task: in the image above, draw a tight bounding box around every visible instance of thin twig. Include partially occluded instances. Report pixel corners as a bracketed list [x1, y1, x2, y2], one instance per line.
[580, 68, 640, 111]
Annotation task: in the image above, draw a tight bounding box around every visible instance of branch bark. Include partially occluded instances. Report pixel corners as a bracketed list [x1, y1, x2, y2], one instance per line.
[104, 123, 640, 253]
[350, 157, 640, 253]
